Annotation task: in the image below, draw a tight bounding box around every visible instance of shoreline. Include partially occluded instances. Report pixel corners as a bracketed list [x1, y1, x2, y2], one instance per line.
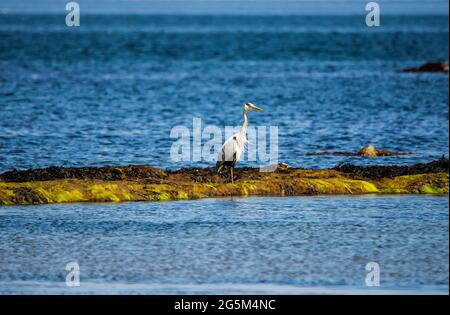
[0, 280, 447, 295]
[0, 159, 448, 206]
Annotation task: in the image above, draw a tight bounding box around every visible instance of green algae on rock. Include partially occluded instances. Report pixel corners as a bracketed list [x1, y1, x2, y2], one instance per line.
[0, 159, 448, 205]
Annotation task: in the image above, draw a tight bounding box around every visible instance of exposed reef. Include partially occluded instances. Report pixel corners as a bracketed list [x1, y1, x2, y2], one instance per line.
[0, 158, 448, 205]
[333, 157, 449, 179]
[402, 62, 449, 73]
[0, 158, 449, 205]
[306, 146, 411, 157]
[0, 165, 166, 183]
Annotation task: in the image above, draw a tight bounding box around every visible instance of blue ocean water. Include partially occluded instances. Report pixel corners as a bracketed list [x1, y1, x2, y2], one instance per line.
[0, 14, 448, 171]
[0, 196, 448, 294]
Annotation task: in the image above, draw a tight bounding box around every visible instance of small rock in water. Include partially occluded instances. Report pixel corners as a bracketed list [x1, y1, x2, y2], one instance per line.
[402, 62, 449, 73]
[358, 145, 378, 157]
[277, 162, 292, 170]
[357, 145, 412, 157]
[306, 146, 410, 157]
[259, 162, 292, 172]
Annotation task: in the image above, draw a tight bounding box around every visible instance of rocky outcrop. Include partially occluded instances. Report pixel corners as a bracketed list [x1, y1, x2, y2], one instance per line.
[0, 159, 447, 205]
[306, 145, 411, 157]
[402, 62, 449, 73]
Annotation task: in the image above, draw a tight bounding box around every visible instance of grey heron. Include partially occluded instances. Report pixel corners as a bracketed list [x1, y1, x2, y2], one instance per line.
[216, 102, 262, 183]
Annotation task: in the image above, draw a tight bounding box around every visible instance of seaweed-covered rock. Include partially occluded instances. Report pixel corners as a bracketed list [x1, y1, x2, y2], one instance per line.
[0, 159, 448, 205]
[0, 165, 167, 182]
[333, 156, 449, 179]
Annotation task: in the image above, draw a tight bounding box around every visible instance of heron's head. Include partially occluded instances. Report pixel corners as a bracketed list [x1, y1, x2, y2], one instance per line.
[244, 102, 263, 112]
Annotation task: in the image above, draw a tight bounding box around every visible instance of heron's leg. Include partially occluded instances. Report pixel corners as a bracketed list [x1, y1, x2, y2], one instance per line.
[230, 167, 234, 184]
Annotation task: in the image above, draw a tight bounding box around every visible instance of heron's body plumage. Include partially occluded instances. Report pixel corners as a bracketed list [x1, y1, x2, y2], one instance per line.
[215, 130, 247, 172]
[216, 102, 261, 181]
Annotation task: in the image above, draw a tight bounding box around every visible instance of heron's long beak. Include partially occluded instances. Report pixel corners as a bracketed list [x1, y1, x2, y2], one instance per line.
[250, 104, 263, 111]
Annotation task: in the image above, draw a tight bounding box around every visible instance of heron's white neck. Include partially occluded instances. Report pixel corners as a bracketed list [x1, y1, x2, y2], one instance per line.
[241, 109, 248, 133]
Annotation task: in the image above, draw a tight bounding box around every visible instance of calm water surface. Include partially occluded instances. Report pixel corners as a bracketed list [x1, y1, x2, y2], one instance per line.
[0, 196, 448, 294]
